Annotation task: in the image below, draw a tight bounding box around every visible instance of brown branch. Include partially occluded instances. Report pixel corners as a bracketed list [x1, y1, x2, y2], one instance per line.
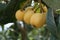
[17, 21, 28, 40]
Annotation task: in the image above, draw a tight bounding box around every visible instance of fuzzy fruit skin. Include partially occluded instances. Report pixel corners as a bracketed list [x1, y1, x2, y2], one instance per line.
[30, 13, 46, 28]
[24, 10, 34, 24]
[25, 6, 33, 12]
[15, 10, 24, 21]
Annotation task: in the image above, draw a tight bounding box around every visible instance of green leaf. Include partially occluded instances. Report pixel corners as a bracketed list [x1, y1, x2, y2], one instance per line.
[46, 8, 57, 36]
[42, 0, 60, 10]
[56, 9, 60, 14]
[57, 15, 60, 39]
[50, 34, 57, 40]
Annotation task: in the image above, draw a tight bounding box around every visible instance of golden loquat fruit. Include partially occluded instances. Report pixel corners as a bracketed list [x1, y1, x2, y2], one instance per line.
[24, 7, 34, 24]
[15, 10, 24, 21]
[30, 13, 46, 28]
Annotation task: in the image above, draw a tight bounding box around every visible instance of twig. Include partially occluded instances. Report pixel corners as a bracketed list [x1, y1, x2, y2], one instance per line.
[38, 0, 43, 13]
[17, 21, 28, 40]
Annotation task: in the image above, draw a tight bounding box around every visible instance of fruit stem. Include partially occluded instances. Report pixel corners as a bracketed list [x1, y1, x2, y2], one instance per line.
[33, 2, 38, 11]
[33, 2, 40, 13]
[34, 6, 40, 13]
[38, 0, 43, 13]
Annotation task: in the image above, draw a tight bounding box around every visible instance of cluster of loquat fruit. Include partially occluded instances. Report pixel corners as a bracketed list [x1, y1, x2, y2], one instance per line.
[15, 3, 48, 28]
